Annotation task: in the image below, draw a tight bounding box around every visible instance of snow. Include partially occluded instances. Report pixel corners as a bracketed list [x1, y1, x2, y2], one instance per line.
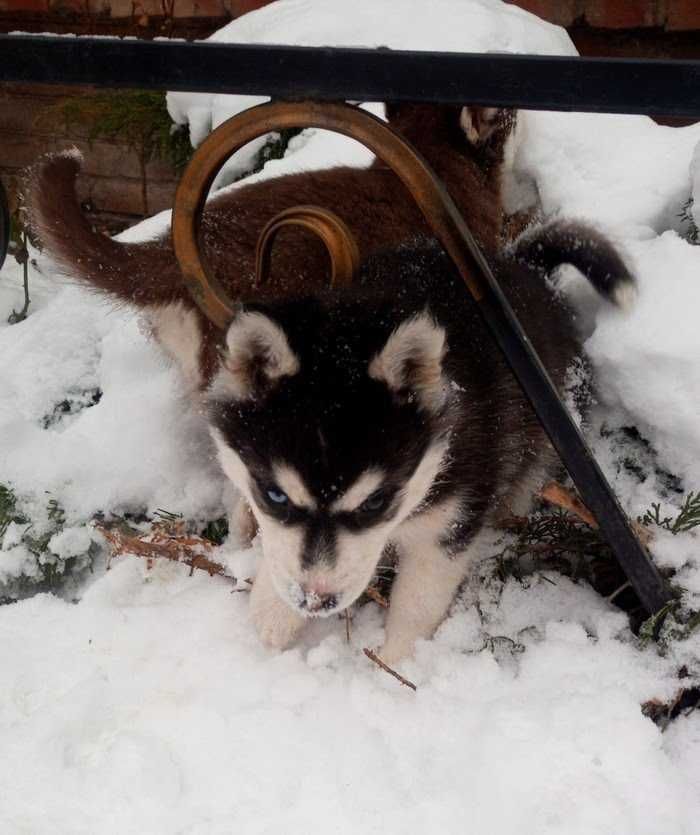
[166, 0, 575, 185]
[0, 558, 693, 834]
[2, 0, 700, 832]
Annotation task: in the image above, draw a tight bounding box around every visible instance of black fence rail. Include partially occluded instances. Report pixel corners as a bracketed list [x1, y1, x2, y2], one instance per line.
[1, 33, 695, 616]
[1, 35, 700, 117]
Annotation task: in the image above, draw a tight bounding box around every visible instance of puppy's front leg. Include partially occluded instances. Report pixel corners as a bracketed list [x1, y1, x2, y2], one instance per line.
[378, 537, 469, 666]
[379, 525, 497, 664]
[249, 553, 306, 651]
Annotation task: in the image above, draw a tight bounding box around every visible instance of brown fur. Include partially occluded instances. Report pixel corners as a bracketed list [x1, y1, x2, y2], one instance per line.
[24, 104, 514, 384]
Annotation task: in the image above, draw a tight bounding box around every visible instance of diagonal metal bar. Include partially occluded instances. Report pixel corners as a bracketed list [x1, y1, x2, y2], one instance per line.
[1, 34, 700, 117]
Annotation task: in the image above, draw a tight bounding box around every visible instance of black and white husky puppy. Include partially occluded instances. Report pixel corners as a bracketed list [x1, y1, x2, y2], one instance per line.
[209, 222, 635, 663]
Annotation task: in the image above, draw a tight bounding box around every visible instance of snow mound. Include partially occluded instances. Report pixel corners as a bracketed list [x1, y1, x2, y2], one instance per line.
[1, 556, 695, 834]
[167, 0, 575, 182]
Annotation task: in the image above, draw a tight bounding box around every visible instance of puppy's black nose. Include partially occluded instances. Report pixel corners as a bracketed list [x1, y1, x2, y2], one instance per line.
[301, 591, 338, 613]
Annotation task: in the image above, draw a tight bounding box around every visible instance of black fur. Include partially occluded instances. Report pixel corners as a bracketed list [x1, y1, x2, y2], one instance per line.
[210, 227, 629, 560]
[512, 219, 634, 304]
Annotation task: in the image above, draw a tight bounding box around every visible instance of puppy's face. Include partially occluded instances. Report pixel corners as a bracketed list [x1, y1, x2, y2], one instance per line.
[208, 302, 451, 617]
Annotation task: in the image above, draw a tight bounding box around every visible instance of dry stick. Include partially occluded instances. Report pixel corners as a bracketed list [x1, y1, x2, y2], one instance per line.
[364, 585, 389, 608]
[539, 481, 599, 528]
[100, 527, 392, 605]
[97, 525, 230, 578]
[363, 648, 417, 691]
[539, 481, 653, 545]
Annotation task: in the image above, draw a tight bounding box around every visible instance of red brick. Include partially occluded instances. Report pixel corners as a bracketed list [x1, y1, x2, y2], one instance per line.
[52, 138, 166, 181]
[0, 0, 49, 11]
[0, 92, 65, 137]
[667, 0, 700, 30]
[225, 0, 272, 16]
[584, 0, 660, 28]
[108, 0, 227, 16]
[192, 0, 229, 16]
[508, 0, 578, 27]
[86, 175, 175, 215]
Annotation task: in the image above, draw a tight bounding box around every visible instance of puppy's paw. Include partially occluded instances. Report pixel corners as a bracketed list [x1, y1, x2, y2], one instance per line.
[375, 639, 414, 668]
[250, 585, 305, 651]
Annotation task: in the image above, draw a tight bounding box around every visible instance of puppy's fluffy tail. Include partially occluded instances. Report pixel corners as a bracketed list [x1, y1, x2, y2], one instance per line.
[512, 219, 637, 309]
[24, 150, 186, 307]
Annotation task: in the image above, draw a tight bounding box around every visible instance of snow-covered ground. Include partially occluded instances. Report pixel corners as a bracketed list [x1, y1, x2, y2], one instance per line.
[2, 1, 700, 831]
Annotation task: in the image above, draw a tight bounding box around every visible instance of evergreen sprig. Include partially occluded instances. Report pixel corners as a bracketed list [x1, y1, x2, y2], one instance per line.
[638, 492, 700, 535]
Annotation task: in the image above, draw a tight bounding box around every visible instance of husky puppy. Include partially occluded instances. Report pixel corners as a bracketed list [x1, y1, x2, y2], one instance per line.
[208, 222, 635, 663]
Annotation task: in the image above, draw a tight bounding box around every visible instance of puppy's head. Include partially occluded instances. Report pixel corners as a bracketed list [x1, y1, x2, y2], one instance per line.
[208, 300, 451, 617]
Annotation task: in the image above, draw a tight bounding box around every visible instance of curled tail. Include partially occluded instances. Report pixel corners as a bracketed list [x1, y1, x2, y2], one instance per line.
[23, 150, 186, 307]
[511, 219, 637, 309]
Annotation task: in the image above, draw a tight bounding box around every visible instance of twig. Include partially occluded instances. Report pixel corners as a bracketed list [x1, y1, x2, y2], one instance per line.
[363, 648, 417, 691]
[539, 482, 599, 528]
[345, 609, 351, 643]
[539, 481, 654, 546]
[364, 585, 389, 608]
[97, 524, 230, 578]
[607, 580, 632, 603]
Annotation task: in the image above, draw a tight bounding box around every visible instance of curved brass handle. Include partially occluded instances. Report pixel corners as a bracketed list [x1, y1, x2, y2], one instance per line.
[173, 100, 488, 330]
[254, 205, 359, 291]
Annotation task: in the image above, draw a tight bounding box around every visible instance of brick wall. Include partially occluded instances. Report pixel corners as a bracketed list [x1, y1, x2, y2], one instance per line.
[2, 0, 699, 227]
[0, 83, 181, 231]
[512, 1, 700, 31]
[2, 0, 699, 34]
[0, 1, 265, 36]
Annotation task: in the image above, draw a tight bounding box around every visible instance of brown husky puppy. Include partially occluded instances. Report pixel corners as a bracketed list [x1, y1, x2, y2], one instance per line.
[24, 104, 515, 389]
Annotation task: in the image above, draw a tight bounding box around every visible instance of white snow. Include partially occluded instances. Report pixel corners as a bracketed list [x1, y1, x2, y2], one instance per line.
[2, 1, 700, 832]
[166, 0, 575, 185]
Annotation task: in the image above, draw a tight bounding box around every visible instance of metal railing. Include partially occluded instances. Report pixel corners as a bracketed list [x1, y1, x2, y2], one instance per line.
[2, 34, 695, 616]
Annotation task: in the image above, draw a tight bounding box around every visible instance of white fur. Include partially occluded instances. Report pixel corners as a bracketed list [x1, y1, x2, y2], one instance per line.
[212, 311, 300, 400]
[501, 461, 553, 519]
[273, 463, 316, 510]
[148, 302, 203, 393]
[368, 313, 447, 412]
[210, 428, 254, 503]
[330, 469, 384, 513]
[380, 521, 492, 666]
[612, 279, 638, 312]
[249, 550, 306, 650]
[459, 106, 499, 144]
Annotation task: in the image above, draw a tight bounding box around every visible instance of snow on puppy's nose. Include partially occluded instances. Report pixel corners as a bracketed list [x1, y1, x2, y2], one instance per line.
[300, 587, 338, 615]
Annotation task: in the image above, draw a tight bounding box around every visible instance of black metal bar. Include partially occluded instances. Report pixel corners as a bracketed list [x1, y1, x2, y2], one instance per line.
[2, 34, 700, 117]
[476, 269, 672, 615]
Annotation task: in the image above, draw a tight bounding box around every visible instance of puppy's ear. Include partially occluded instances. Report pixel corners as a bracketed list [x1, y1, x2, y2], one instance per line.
[369, 313, 447, 412]
[459, 106, 502, 145]
[459, 105, 518, 153]
[213, 310, 299, 400]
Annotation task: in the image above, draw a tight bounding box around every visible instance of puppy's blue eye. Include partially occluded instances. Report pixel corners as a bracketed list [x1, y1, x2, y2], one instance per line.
[266, 487, 289, 505]
[359, 490, 385, 513]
